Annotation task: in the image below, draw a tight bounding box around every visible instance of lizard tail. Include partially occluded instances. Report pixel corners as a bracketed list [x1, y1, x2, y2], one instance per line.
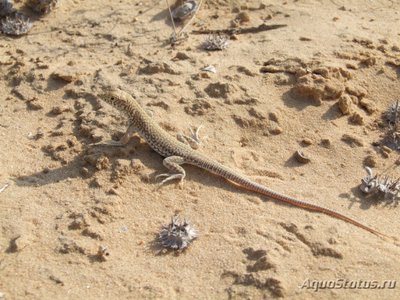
[193, 157, 389, 238]
[231, 177, 389, 238]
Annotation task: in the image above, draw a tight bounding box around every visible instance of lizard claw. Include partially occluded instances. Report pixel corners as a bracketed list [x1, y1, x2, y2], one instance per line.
[177, 124, 206, 150]
[189, 124, 203, 145]
[156, 173, 185, 186]
[91, 140, 126, 147]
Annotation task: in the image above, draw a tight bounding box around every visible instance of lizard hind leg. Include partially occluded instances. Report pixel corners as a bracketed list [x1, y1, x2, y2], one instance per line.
[156, 156, 187, 186]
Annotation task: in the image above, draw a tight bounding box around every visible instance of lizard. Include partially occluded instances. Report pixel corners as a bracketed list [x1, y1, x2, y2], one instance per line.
[97, 88, 387, 238]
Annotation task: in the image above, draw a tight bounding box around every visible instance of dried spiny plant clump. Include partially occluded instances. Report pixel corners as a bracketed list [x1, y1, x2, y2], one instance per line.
[385, 100, 400, 124]
[171, 0, 198, 21]
[27, 0, 59, 14]
[360, 167, 400, 204]
[0, 12, 32, 35]
[383, 100, 400, 150]
[0, 0, 15, 17]
[387, 130, 400, 151]
[0, 0, 33, 36]
[159, 215, 197, 250]
[202, 34, 229, 51]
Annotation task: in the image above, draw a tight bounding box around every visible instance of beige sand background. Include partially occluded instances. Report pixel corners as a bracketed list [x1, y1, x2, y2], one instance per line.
[1, 0, 400, 299]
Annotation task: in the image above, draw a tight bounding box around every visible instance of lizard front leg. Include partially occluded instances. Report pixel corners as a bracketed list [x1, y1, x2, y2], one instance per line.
[94, 123, 137, 147]
[108, 109, 151, 145]
[156, 156, 186, 185]
[118, 123, 137, 145]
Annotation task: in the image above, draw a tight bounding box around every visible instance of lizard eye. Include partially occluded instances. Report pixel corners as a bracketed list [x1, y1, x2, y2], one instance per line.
[110, 97, 115, 100]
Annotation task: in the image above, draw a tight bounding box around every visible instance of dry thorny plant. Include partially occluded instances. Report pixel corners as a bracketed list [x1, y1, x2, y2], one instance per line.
[360, 167, 400, 205]
[166, 0, 203, 44]
[384, 100, 400, 151]
[359, 101, 400, 205]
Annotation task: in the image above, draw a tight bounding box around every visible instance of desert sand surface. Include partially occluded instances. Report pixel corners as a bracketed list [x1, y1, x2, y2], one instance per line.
[1, 0, 400, 299]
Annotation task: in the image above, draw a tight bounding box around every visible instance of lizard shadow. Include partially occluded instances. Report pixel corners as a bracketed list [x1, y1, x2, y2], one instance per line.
[14, 91, 105, 187]
[13, 138, 168, 189]
[14, 158, 82, 188]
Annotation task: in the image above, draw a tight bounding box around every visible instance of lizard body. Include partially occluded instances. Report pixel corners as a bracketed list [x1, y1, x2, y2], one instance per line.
[98, 89, 386, 238]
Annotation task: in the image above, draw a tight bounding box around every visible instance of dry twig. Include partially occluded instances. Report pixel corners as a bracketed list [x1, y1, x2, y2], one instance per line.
[0, 183, 9, 193]
[192, 23, 287, 36]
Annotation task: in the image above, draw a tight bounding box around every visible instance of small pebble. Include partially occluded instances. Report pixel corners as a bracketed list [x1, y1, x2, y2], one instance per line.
[80, 167, 90, 177]
[382, 145, 392, 153]
[338, 95, 352, 115]
[320, 138, 331, 148]
[173, 52, 190, 60]
[363, 155, 377, 167]
[96, 245, 109, 262]
[294, 150, 311, 163]
[301, 138, 313, 146]
[268, 125, 283, 135]
[236, 12, 250, 24]
[268, 111, 280, 123]
[349, 112, 364, 125]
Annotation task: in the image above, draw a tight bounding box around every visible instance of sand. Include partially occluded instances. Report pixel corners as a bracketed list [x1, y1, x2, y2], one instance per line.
[0, 0, 399, 299]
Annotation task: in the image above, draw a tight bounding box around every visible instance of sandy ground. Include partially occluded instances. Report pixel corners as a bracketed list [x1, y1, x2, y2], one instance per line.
[1, 0, 400, 299]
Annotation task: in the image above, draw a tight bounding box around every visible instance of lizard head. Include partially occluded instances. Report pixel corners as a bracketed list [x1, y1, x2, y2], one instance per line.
[97, 88, 128, 105]
[97, 88, 144, 117]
